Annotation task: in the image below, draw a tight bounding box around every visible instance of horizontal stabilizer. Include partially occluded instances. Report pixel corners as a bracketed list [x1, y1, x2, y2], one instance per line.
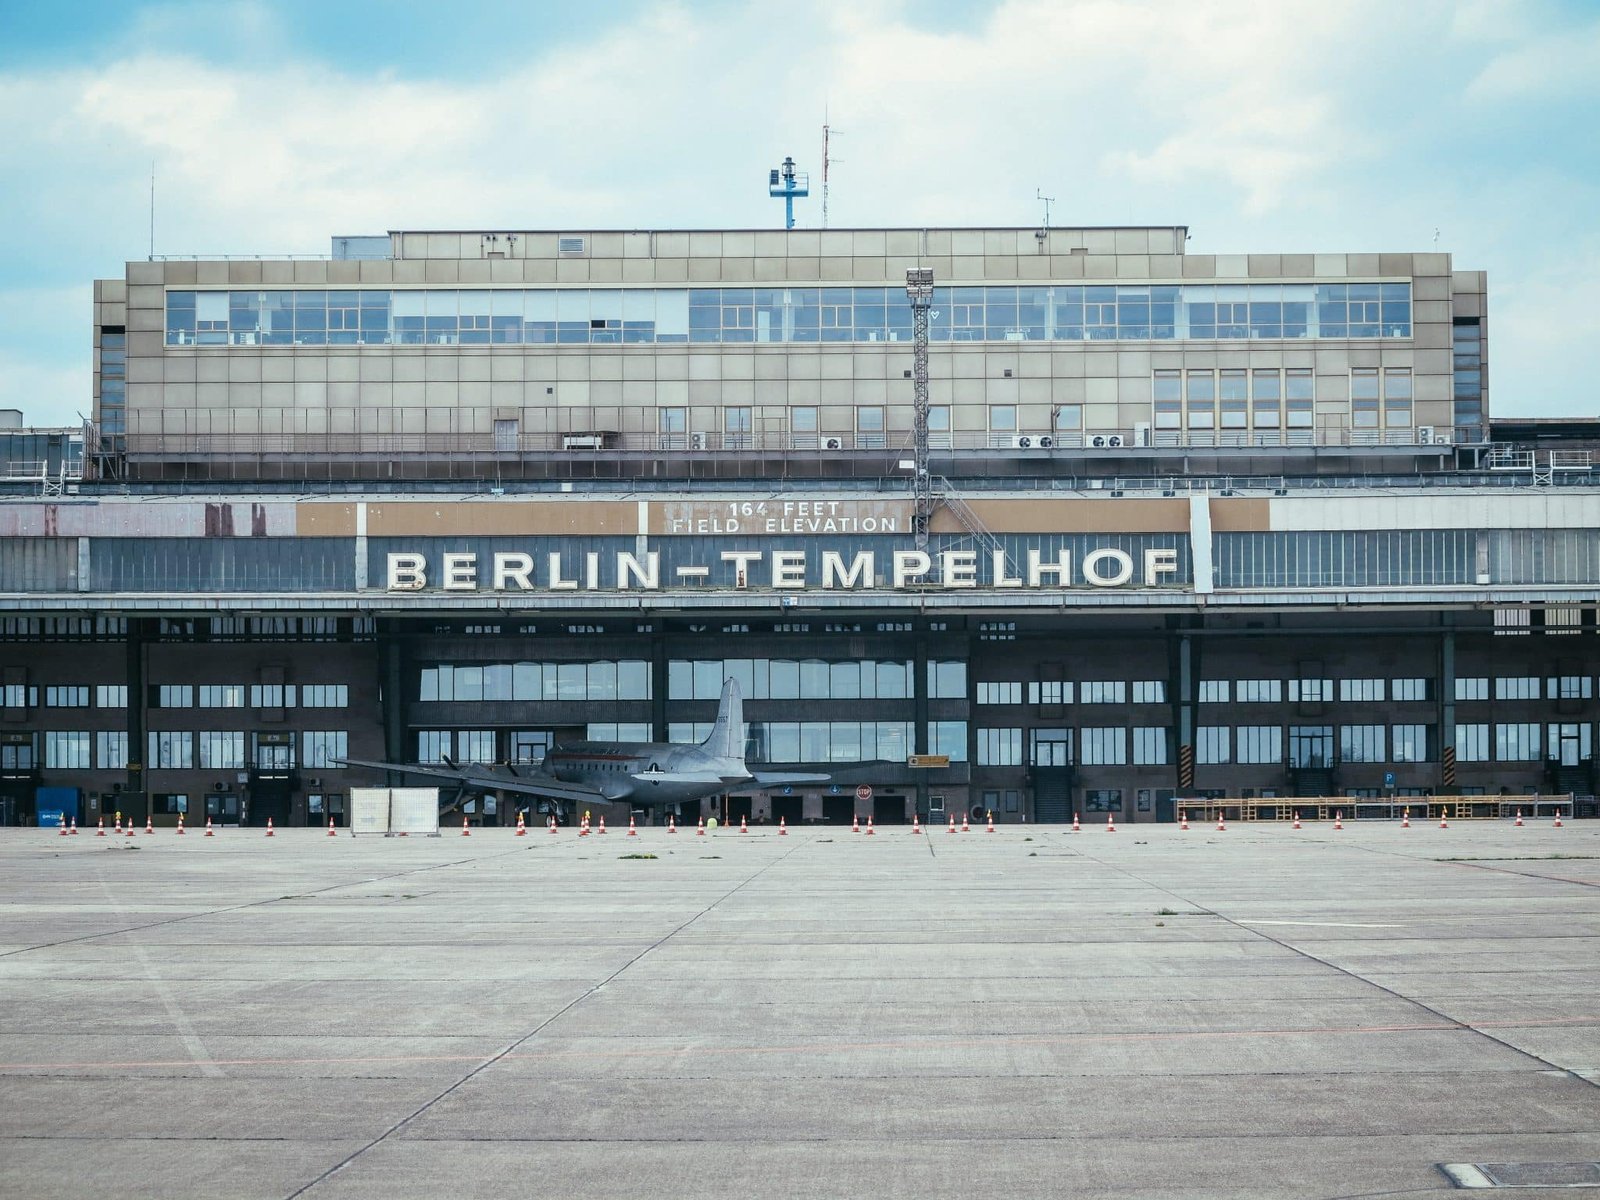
[752, 772, 833, 786]
[630, 772, 729, 785]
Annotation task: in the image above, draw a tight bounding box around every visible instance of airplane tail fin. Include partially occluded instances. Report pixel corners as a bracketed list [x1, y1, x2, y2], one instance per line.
[701, 677, 745, 762]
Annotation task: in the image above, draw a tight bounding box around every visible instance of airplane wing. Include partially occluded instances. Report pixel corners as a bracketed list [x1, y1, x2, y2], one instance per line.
[751, 771, 833, 786]
[335, 757, 610, 805]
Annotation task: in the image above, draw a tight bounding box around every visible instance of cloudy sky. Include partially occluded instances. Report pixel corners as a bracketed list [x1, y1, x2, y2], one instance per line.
[1, 0, 1596, 425]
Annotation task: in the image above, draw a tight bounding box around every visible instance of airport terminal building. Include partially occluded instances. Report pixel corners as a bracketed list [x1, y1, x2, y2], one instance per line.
[1, 223, 1595, 827]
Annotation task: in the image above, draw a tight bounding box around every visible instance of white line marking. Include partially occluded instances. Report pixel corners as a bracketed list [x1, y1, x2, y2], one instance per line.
[1239, 920, 1403, 928]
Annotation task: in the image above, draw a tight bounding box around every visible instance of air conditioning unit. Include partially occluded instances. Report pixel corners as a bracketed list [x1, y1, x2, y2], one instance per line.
[688, 432, 709, 450]
[1038, 434, 1055, 449]
[1416, 426, 1433, 444]
[1011, 435, 1035, 449]
[1090, 435, 1110, 448]
[561, 434, 604, 451]
[1093, 434, 1126, 449]
[1133, 421, 1152, 447]
[1431, 430, 1452, 446]
[823, 437, 844, 451]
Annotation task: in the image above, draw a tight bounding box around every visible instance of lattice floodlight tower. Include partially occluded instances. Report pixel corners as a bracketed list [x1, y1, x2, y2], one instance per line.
[905, 267, 935, 547]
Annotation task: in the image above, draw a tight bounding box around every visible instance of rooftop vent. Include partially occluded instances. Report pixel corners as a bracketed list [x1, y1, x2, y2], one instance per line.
[557, 236, 587, 255]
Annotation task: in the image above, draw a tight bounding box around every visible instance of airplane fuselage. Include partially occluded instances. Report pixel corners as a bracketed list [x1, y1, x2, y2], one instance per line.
[544, 739, 751, 808]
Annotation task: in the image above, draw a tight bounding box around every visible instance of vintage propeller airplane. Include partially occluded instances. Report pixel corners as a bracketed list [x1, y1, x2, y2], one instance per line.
[337, 678, 829, 821]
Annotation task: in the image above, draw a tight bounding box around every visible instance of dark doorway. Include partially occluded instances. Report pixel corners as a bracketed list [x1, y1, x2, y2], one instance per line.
[771, 795, 803, 826]
[821, 796, 853, 825]
[872, 795, 906, 824]
[724, 794, 753, 825]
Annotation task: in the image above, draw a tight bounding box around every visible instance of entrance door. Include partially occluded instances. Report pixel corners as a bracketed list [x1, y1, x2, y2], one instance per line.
[872, 796, 906, 824]
[821, 796, 853, 825]
[771, 795, 803, 826]
[204, 792, 240, 826]
[1030, 729, 1072, 822]
[1556, 724, 1585, 767]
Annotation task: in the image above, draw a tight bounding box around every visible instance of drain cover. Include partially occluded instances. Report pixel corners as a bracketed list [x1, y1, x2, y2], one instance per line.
[1440, 1162, 1600, 1189]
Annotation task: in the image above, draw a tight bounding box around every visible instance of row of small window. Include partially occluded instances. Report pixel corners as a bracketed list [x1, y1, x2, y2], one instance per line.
[1456, 677, 1594, 700]
[1196, 725, 1431, 765]
[163, 283, 1412, 348]
[1455, 723, 1592, 762]
[419, 661, 650, 703]
[981, 681, 1168, 704]
[148, 685, 347, 708]
[1153, 368, 1414, 431]
[0, 617, 127, 640]
[1199, 679, 1432, 703]
[38, 730, 348, 770]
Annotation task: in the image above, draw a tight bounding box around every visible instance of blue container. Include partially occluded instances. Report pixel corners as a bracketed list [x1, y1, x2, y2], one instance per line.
[36, 786, 81, 828]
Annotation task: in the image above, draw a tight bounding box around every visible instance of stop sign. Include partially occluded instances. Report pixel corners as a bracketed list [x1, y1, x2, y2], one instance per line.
[855, 784, 872, 802]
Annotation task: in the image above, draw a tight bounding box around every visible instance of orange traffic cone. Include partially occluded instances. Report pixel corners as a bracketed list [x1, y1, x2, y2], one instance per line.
[1106, 813, 1116, 833]
[779, 816, 787, 835]
[204, 817, 214, 837]
[69, 817, 78, 836]
[947, 814, 956, 834]
[740, 815, 748, 834]
[96, 816, 105, 836]
[144, 815, 154, 834]
[628, 816, 637, 837]
[697, 816, 706, 836]
[1402, 808, 1410, 828]
[176, 814, 185, 836]
[669, 815, 678, 834]
[1216, 811, 1226, 832]
[549, 815, 558, 834]
[1292, 811, 1301, 829]
[598, 816, 607, 835]
[986, 812, 995, 833]
[326, 816, 336, 837]
[852, 813, 861, 834]
[266, 817, 275, 837]
[579, 817, 589, 837]
[1334, 811, 1343, 831]
[961, 814, 970, 833]
[1514, 809, 1523, 827]
[58, 818, 68, 837]
[462, 816, 471, 837]
[1179, 810, 1189, 831]
[866, 816, 875, 836]
[113, 816, 121, 835]
[911, 813, 922, 835]
[1439, 811, 1449, 829]
[1554, 809, 1564, 828]
[124, 820, 135, 837]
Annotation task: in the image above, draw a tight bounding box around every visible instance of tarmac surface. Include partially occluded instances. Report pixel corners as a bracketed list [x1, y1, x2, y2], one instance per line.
[1, 816, 1598, 1199]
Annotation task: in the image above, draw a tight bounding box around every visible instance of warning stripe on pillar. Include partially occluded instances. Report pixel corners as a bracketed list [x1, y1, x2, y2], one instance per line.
[1442, 745, 1456, 788]
[1179, 744, 1195, 789]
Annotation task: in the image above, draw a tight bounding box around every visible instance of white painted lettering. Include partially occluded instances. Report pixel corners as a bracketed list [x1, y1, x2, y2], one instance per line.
[1027, 549, 1073, 587]
[992, 549, 1022, 588]
[387, 552, 427, 591]
[616, 552, 659, 590]
[893, 550, 932, 588]
[1143, 547, 1179, 586]
[941, 550, 978, 588]
[492, 552, 535, 591]
[442, 552, 478, 591]
[770, 550, 807, 589]
[1083, 548, 1134, 587]
[721, 550, 763, 586]
[585, 552, 600, 591]
[547, 552, 578, 591]
[821, 550, 874, 589]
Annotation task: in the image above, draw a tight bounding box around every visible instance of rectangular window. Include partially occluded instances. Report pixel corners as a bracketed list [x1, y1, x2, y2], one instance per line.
[1131, 681, 1166, 704]
[1549, 676, 1592, 700]
[1455, 677, 1488, 701]
[96, 684, 128, 709]
[1338, 679, 1386, 702]
[199, 731, 245, 770]
[1236, 680, 1282, 703]
[44, 731, 91, 769]
[1132, 727, 1169, 765]
[1198, 680, 1230, 703]
[1196, 726, 1231, 764]
[148, 730, 194, 769]
[1286, 368, 1314, 428]
[976, 681, 1022, 705]
[1391, 724, 1429, 762]
[1028, 681, 1071, 705]
[1455, 723, 1489, 762]
[1079, 727, 1127, 765]
[1154, 370, 1182, 429]
[1289, 678, 1332, 703]
[1236, 725, 1282, 764]
[199, 685, 245, 708]
[45, 686, 89, 708]
[1186, 370, 1215, 428]
[157, 685, 193, 709]
[1080, 681, 1125, 704]
[1391, 678, 1429, 702]
[1494, 723, 1541, 761]
[927, 661, 967, 699]
[1339, 724, 1386, 763]
[1384, 368, 1412, 428]
[301, 684, 350, 708]
[97, 730, 128, 769]
[302, 730, 350, 769]
[929, 721, 968, 762]
[1494, 676, 1540, 700]
[1252, 369, 1281, 428]
[1219, 369, 1247, 429]
[976, 728, 1022, 766]
[1289, 726, 1334, 768]
[1351, 368, 1380, 428]
[250, 684, 296, 708]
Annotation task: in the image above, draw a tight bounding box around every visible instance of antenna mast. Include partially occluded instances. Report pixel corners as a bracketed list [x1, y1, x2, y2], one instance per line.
[821, 117, 836, 228]
[149, 162, 156, 261]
